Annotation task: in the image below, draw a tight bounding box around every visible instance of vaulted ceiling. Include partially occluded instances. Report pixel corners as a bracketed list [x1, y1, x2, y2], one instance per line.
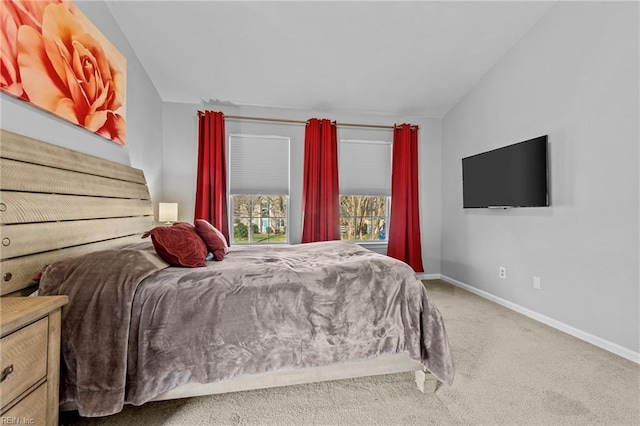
[107, 1, 554, 118]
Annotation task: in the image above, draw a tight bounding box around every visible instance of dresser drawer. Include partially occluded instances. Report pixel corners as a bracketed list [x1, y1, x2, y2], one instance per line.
[0, 317, 48, 407]
[3, 382, 46, 425]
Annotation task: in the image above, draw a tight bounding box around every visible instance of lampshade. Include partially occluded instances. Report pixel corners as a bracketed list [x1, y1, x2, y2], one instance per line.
[158, 202, 178, 223]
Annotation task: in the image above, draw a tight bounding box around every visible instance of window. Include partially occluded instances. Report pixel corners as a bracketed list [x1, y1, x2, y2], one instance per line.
[232, 195, 287, 243]
[338, 140, 391, 242]
[340, 195, 388, 241]
[228, 135, 289, 244]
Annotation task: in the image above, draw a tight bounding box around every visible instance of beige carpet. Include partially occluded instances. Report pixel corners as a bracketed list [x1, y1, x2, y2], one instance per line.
[67, 279, 640, 425]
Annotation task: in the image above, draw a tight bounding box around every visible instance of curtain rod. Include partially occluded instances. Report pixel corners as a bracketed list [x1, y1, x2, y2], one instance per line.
[198, 111, 418, 130]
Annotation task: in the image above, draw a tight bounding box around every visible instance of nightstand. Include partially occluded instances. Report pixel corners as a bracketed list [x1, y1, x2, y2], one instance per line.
[0, 296, 68, 426]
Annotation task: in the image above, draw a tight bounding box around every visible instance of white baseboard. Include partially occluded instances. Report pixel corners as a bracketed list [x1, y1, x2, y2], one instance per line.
[415, 273, 441, 280]
[436, 274, 640, 364]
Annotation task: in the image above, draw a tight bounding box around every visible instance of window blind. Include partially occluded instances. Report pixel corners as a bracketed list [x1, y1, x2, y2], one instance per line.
[229, 135, 290, 195]
[339, 140, 391, 196]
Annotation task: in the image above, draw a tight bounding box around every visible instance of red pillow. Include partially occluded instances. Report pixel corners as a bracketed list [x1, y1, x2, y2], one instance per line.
[143, 222, 208, 267]
[194, 219, 229, 261]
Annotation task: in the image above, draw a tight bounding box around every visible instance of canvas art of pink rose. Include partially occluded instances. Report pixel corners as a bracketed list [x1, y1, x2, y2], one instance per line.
[0, 1, 127, 145]
[0, 0, 63, 98]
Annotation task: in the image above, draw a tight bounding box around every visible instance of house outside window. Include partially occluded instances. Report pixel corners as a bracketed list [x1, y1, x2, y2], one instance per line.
[338, 140, 391, 242]
[228, 134, 290, 244]
[231, 195, 287, 243]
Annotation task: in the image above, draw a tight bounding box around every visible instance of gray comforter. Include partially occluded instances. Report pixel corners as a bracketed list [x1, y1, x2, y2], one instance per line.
[42, 240, 454, 417]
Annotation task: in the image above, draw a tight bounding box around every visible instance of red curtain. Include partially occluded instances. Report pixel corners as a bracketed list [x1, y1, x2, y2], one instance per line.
[194, 111, 230, 243]
[301, 118, 340, 243]
[387, 124, 424, 272]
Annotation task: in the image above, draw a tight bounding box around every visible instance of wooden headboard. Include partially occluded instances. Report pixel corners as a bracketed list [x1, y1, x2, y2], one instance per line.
[0, 130, 155, 296]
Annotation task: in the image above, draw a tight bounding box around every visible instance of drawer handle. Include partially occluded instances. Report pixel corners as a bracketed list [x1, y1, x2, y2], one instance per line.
[0, 365, 14, 383]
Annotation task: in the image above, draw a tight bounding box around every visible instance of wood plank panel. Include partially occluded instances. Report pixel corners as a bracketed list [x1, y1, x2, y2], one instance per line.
[0, 318, 48, 406]
[0, 297, 68, 336]
[0, 192, 153, 225]
[0, 129, 145, 184]
[0, 235, 146, 296]
[2, 382, 46, 424]
[0, 130, 157, 297]
[0, 158, 150, 200]
[152, 353, 423, 401]
[46, 309, 62, 426]
[0, 217, 154, 260]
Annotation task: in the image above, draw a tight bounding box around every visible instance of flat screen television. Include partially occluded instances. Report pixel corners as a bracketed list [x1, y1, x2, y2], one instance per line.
[462, 136, 548, 208]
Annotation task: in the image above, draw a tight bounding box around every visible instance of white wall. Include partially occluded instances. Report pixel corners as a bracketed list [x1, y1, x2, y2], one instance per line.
[441, 2, 639, 355]
[0, 1, 164, 210]
[162, 102, 443, 273]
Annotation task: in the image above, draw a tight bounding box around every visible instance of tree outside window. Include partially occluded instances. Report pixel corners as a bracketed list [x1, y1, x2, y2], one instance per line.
[340, 195, 387, 241]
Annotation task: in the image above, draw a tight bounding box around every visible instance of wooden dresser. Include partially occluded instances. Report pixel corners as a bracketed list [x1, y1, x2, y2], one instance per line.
[0, 296, 68, 426]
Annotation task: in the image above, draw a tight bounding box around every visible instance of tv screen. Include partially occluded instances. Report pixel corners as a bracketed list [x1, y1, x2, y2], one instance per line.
[462, 136, 548, 208]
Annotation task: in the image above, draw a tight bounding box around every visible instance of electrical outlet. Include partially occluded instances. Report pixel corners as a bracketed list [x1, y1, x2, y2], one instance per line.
[533, 276, 541, 290]
[499, 267, 506, 279]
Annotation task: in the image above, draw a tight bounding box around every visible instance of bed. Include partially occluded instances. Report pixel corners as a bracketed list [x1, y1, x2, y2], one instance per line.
[0, 130, 454, 418]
